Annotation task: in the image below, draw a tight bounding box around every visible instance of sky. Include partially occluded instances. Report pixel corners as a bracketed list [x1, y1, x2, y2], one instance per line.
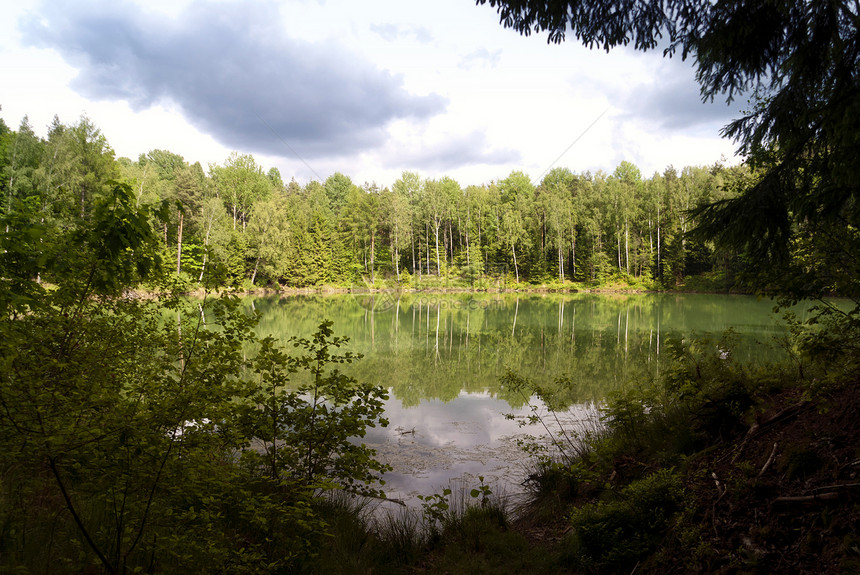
[1, 0, 746, 188]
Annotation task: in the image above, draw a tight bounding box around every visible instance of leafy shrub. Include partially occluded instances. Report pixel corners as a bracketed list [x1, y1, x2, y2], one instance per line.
[0, 190, 393, 573]
[780, 445, 822, 480]
[565, 470, 684, 571]
[596, 332, 761, 468]
[239, 321, 391, 494]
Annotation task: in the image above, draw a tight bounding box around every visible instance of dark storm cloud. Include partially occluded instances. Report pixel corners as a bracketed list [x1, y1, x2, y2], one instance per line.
[626, 76, 743, 132]
[20, 0, 447, 158]
[385, 131, 520, 172]
[618, 57, 744, 133]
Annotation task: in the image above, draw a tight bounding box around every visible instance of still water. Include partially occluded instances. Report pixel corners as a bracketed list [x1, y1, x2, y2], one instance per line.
[246, 292, 799, 503]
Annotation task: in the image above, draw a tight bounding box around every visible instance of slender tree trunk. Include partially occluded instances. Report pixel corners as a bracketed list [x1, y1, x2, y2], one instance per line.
[443, 223, 449, 270]
[625, 216, 630, 275]
[649, 219, 653, 270]
[541, 215, 545, 254]
[199, 216, 213, 283]
[512, 242, 519, 283]
[558, 237, 564, 282]
[449, 219, 454, 266]
[370, 231, 375, 284]
[176, 212, 184, 276]
[434, 220, 441, 277]
[135, 165, 148, 208]
[409, 230, 421, 277]
[477, 211, 482, 261]
[250, 257, 259, 284]
[425, 223, 430, 276]
[657, 202, 662, 280]
[465, 212, 471, 271]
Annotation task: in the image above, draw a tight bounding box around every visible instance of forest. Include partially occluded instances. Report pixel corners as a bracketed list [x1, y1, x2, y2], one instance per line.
[2, 0, 858, 571]
[1, 109, 856, 575]
[0, 114, 748, 292]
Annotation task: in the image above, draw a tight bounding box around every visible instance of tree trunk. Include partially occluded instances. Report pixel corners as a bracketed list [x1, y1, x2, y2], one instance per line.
[411, 231, 416, 275]
[199, 213, 214, 282]
[370, 231, 376, 284]
[465, 212, 471, 271]
[648, 219, 653, 273]
[657, 202, 662, 280]
[434, 221, 441, 277]
[176, 212, 184, 276]
[448, 219, 454, 266]
[558, 238, 564, 282]
[625, 216, 630, 275]
[512, 242, 519, 283]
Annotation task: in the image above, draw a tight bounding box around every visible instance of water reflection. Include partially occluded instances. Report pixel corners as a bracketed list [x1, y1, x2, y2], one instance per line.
[363, 391, 600, 503]
[250, 292, 793, 407]
[245, 292, 799, 500]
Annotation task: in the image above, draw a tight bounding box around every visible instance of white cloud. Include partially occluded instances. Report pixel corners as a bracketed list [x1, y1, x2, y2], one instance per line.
[1, 0, 742, 186]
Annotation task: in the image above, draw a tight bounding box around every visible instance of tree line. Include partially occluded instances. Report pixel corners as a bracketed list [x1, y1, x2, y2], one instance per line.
[0, 113, 748, 290]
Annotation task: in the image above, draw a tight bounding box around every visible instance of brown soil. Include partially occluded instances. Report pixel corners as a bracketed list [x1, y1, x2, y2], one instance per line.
[510, 385, 860, 574]
[647, 385, 860, 574]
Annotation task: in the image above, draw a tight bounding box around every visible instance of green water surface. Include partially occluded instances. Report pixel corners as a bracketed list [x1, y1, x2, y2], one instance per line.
[241, 292, 803, 499]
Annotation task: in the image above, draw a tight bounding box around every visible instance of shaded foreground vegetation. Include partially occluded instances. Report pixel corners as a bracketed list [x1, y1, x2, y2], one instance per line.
[286, 316, 857, 574]
[0, 185, 394, 573]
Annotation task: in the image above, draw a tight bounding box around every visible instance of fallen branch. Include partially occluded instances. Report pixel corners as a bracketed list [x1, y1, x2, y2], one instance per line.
[731, 422, 760, 464]
[759, 401, 807, 430]
[731, 401, 805, 464]
[758, 442, 779, 479]
[810, 483, 860, 493]
[774, 492, 839, 504]
[711, 472, 729, 538]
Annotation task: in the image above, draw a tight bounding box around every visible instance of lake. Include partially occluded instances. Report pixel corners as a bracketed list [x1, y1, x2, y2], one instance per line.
[245, 291, 802, 505]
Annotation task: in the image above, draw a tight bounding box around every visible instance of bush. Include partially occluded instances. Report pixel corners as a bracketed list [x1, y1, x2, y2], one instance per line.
[0, 190, 392, 573]
[565, 470, 684, 571]
[596, 332, 762, 469]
